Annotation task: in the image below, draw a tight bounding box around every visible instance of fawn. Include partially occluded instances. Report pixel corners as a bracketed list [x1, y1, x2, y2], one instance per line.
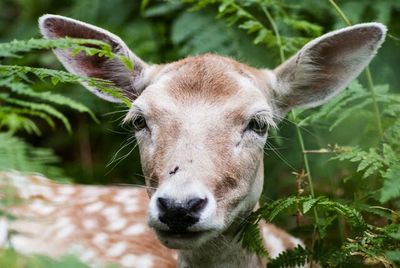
[0, 15, 386, 268]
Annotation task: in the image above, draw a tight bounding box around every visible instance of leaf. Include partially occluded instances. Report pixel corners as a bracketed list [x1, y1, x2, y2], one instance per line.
[380, 166, 400, 203]
[302, 197, 320, 214]
[268, 245, 311, 268]
[0, 133, 66, 180]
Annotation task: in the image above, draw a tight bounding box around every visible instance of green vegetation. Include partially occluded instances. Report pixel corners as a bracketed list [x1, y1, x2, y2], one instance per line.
[0, 0, 399, 267]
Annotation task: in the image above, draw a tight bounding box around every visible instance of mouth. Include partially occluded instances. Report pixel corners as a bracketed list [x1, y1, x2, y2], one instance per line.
[157, 230, 208, 239]
[155, 229, 215, 248]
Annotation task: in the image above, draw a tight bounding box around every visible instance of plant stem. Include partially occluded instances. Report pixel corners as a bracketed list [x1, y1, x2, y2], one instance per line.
[262, 6, 320, 258]
[328, 0, 351, 25]
[262, 4, 318, 203]
[328, 0, 384, 139]
[365, 68, 384, 138]
[261, 5, 285, 63]
[291, 112, 315, 197]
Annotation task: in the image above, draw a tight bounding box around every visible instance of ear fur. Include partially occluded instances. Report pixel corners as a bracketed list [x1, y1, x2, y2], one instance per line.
[270, 23, 387, 113]
[39, 14, 149, 102]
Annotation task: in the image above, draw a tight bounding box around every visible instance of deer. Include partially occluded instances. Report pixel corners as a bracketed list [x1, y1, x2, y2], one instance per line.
[0, 14, 386, 268]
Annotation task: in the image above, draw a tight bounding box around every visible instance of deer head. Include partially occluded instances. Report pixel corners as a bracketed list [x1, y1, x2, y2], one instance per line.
[39, 15, 386, 250]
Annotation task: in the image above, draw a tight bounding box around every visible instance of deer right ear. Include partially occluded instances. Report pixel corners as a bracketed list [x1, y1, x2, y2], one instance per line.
[269, 23, 386, 114]
[39, 14, 149, 103]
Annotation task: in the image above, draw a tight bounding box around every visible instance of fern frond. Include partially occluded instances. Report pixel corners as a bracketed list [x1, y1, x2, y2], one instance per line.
[268, 245, 311, 268]
[0, 107, 55, 133]
[0, 78, 98, 123]
[0, 133, 66, 180]
[380, 166, 400, 203]
[0, 38, 112, 58]
[239, 221, 270, 258]
[0, 65, 130, 107]
[0, 94, 71, 132]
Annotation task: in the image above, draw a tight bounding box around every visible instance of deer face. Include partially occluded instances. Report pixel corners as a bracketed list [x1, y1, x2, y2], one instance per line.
[125, 55, 276, 248]
[39, 15, 386, 249]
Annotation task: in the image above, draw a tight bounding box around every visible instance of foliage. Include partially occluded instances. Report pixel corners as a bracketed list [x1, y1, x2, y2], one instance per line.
[0, 248, 116, 268]
[0, 37, 129, 180]
[0, 133, 66, 180]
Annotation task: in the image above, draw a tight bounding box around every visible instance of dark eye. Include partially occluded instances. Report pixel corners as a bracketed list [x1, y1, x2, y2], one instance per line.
[133, 116, 147, 131]
[247, 119, 268, 135]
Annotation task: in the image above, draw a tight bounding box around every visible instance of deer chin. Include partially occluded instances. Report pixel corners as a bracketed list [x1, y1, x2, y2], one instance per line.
[154, 228, 219, 249]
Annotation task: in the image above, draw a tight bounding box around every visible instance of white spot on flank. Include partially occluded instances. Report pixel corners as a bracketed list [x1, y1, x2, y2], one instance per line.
[54, 217, 71, 228]
[29, 200, 55, 215]
[56, 224, 75, 239]
[80, 187, 108, 198]
[29, 184, 53, 198]
[122, 224, 146, 236]
[107, 241, 128, 257]
[113, 190, 138, 203]
[58, 186, 76, 195]
[84, 202, 104, 213]
[80, 249, 96, 262]
[121, 254, 154, 268]
[82, 219, 98, 230]
[0, 218, 8, 246]
[102, 205, 120, 217]
[107, 218, 127, 231]
[124, 203, 139, 213]
[92, 232, 108, 246]
[263, 227, 285, 258]
[52, 195, 69, 202]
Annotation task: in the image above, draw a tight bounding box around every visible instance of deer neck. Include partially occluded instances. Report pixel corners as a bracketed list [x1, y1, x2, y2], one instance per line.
[177, 222, 263, 268]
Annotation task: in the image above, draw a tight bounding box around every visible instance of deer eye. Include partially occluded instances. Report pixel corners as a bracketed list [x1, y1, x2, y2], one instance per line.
[133, 116, 147, 131]
[247, 119, 268, 135]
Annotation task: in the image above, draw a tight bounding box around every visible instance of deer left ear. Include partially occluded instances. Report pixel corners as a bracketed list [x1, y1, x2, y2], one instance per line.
[39, 14, 149, 103]
[269, 23, 387, 114]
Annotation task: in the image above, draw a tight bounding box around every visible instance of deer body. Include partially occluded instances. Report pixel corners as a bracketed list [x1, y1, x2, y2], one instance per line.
[1, 171, 300, 268]
[0, 15, 386, 268]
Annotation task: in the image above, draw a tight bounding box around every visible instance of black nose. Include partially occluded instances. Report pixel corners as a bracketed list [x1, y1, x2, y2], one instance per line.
[157, 197, 208, 232]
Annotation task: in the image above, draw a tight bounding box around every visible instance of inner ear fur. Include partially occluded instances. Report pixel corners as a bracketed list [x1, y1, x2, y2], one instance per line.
[39, 14, 148, 102]
[271, 23, 387, 112]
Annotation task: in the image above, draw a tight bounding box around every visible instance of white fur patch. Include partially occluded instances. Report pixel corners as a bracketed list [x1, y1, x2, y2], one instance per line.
[80, 249, 96, 263]
[0, 218, 8, 246]
[122, 223, 146, 236]
[107, 241, 128, 257]
[121, 254, 154, 268]
[53, 217, 71, 228]
[123, 203, 139, 213]
[102, 205, 120, 217]
[113, 190, 139, 203]
[107, 218, 127, 231]
[82, 218, 98, 230]
[29, 200, 56, 215]
[262, 226, 285, 258]
[84, 202, 105, 213]
[92, 232, 108, 246]
[57, 186, 76, 195]
[56, 224, 75, 239]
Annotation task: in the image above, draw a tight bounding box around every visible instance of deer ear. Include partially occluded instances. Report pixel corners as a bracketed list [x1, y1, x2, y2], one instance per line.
[39, 14, 149, 103]
[270, 23, 386, 113]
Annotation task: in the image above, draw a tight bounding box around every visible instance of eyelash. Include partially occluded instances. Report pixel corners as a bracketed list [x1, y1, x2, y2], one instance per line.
[247, 119, 268, 135]
[246, 118, 269, 136]
[132, 115, 147, 131]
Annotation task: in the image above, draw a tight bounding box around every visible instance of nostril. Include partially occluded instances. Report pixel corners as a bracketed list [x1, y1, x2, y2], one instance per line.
[157, 197, 170, 212]
[187, 198, 208, 213]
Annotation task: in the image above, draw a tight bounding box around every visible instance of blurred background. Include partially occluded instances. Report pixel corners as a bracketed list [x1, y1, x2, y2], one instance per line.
[0, 0, 399, 239]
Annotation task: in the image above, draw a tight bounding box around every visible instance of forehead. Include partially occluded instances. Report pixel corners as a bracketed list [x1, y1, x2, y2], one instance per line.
[133, 54, 272, 118]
